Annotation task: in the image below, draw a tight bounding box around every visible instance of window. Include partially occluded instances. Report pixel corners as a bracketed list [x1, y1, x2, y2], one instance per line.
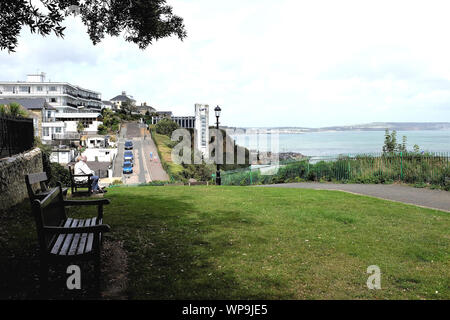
[49, 86, 57, 91]
[36, 86, 43, 92]
[19, 86, 30, 92]
[55, 127, 61, 133]
[43, 128, 49, 136]
[50, 98, 57, 103]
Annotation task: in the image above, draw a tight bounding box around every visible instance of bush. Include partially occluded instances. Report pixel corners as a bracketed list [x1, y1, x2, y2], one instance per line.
[48, 162, 71, 187]
[155, 118, 179, 136]
[97, 124, 108, 135]
[222, 153, 450, 188]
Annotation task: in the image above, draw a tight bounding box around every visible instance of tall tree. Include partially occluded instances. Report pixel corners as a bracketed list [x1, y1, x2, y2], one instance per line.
[0, 0, 186, 52]
[382, 129, 397, 153]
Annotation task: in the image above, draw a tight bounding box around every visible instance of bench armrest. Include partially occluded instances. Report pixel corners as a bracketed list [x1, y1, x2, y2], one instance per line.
[63, 199, 110, 206]
[63, 199, 110, 220]
[43, 224, 111, 234]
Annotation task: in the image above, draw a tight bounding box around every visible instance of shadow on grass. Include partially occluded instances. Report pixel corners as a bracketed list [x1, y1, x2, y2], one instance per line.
[0, 200, 109, 299]
[106, 189, 289, 299]
[0, 190, 287, 299]
[0, 200, 42, 299]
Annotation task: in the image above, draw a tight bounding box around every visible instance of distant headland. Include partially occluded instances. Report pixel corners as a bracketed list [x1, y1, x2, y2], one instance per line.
[223, 122, 450, 134]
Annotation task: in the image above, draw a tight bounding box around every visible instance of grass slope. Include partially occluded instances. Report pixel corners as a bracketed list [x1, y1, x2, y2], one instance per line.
[104, 186, 449, 299]
[1, 186, 448, 299]
[152, 131, 184, 178]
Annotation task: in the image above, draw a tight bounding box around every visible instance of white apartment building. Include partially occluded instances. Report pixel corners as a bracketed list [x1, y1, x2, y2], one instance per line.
[195, 104, 210, 157]
[0, 73, 103, 142]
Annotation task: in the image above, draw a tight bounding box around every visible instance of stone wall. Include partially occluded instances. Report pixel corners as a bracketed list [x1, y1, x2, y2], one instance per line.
[0, 148, 43, 211]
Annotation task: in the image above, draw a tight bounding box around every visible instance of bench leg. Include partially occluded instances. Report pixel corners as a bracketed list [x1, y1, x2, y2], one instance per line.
[94, 252, 101, 296]
[40, 260, 49, 297]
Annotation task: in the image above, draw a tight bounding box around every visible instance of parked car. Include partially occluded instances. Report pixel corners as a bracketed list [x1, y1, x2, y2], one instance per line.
[124, 140, 133, 150]
[124, 150, 133, 165]
[123, 161, 133, 174]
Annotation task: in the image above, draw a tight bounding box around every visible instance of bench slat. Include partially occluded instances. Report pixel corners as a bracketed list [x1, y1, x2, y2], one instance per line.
[68, 219, 87, 256]
[76, 219, 89, 255]
[78, 218, 95, 254]
[50, 218, 73, 255]
[59, 219, 79, 255]
[85, 217, 97, 254]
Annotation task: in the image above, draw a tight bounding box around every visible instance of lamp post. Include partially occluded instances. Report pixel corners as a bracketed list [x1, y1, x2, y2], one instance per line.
[214, 105, 222, 185]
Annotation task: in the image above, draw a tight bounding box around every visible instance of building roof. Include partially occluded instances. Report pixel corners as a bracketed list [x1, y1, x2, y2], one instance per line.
[110, 93, 136, 103]
[102, 101, 113, 105]
[137, 105, 156, 111]
[0, 98, 54, 110]
[156, 111, 173, 115]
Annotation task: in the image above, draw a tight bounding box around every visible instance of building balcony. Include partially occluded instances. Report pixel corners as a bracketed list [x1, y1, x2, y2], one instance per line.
[63, 91, 78, 99]
[55, 112, 101, 118]
[52, 133, 81, 140]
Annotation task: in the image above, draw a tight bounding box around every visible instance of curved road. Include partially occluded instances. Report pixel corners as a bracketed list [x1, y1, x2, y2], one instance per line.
[257, 182, 450, 212]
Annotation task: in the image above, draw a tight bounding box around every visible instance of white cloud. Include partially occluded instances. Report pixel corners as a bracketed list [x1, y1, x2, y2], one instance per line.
[0, 0, 449, 127]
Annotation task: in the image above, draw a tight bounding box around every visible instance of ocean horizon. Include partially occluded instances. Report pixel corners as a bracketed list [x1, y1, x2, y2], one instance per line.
[231, 129, 450, 157]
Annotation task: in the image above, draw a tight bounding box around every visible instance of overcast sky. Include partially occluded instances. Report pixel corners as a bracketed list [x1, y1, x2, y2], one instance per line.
[1, 0, 450, 127]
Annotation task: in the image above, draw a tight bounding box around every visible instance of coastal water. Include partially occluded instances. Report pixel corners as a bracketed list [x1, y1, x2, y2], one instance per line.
[231, 130, 450, 157]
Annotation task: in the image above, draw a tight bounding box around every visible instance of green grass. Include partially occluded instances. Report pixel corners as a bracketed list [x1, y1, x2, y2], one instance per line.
[1, 186, 449, 299]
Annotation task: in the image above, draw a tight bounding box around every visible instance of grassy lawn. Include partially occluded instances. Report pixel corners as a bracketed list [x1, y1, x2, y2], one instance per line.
[1, 186, 448, 299]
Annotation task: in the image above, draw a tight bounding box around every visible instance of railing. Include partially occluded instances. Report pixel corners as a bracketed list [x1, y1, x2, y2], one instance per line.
[52, 133, 81, 140]
[0, 115, 34, 158]
[86, 105, 101, 110]
[221, 152, 450, 187]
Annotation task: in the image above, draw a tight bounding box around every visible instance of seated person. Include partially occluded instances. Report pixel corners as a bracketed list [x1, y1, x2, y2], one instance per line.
[74, 155, 107, 194]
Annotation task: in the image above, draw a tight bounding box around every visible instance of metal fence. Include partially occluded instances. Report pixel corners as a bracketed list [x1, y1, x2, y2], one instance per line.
[0, 115, 34, 158]
[222, 152, 450, 187]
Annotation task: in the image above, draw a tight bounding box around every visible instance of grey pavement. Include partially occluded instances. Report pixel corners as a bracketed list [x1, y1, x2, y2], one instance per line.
[142, 129, 169, 181]
[257, 182, 450, 212]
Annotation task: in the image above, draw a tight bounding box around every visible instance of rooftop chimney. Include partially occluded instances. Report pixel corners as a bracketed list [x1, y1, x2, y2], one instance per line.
[122, 91, 126, 96]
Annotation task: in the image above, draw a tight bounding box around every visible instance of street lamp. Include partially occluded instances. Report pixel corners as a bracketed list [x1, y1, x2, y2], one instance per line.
[214, 105, 222, 185]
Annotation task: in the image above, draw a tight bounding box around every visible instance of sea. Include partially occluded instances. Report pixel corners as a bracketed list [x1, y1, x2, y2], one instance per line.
[231, 130, 450, 157]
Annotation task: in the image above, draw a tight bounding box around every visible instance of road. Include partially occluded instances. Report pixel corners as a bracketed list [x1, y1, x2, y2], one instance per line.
[113, 122, 169, 184]
[257, 182, 450, 212]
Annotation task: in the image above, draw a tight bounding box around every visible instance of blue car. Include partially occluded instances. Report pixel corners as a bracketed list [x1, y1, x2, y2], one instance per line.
[124, 150, 133, 165]
[123, 161, 133, 174]
[124, 140, 133, 150]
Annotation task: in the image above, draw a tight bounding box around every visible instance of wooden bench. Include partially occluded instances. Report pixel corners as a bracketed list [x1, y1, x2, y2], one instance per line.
[68, 165, 93, 195]
[25, 172, 68, 202]
[30, 183, 110, 292]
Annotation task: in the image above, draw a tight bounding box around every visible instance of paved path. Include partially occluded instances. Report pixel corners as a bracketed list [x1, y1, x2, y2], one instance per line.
[142, 129, 170, 181]
[257, 183, 450, 212]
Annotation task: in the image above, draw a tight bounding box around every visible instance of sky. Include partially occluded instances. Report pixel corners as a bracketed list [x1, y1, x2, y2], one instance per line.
[1, 0, 450, 128]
